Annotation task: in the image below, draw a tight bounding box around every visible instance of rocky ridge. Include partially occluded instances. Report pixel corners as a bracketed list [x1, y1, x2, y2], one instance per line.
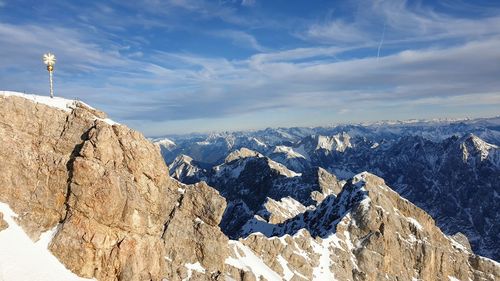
[162, 122, 500, 261]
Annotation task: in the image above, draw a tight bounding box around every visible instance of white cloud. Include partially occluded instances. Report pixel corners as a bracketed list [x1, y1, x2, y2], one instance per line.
[303, 19, 371, 44]
[210, 30, 266, 51]
[299, 0, 500, 45]
[241, 0, 256, 7]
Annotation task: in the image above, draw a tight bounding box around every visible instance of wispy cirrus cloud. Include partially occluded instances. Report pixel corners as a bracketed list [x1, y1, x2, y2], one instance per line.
[209, 29, 267, 51]
[299, 0, 500, 46]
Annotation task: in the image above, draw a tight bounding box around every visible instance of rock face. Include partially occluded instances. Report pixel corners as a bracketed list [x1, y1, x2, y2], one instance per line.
[0, 93, 229, 281]
[227, 173, 500, 281]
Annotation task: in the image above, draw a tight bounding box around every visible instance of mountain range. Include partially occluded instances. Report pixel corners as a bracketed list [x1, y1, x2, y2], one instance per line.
[0, 91, 498, 280]
[159, 116, 500, 262]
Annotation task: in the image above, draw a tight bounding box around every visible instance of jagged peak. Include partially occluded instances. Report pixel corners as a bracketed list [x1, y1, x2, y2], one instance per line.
[224, 147, 263, 163]
[458, 133, 498, 162]
[249, 137, 267, 147]
[462, 133, 497, 148]
[260, 196, 308, 224]
[171, 154, 194, 165]
[216, 151, 301, 179]
[266, 158, 301, 177]
[168, 154, 202, 181]
[153, 137, 176, 148]
[272, 145, 306, 159]
[300, 132, 352, 152]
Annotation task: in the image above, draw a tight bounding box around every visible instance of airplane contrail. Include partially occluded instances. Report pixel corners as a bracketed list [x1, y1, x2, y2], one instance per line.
[377, 22, 386, 60]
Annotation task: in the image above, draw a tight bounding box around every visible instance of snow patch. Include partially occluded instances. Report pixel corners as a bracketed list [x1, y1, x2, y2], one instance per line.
[0, 91, 118, 125]
[277, 255, 294, 281]
[225, 240, 282, 281]
[407, 217, 423, 231]
[194, 217, 205, 224]
[311, 234, 339, 280]
[273, 146, 306, 159]
[0, 91, 85, 112]
[447, 237, 469, 253]
[0, 201, 94, 281]
[183, 262, 205, 280]
[267, 159, 301, 177]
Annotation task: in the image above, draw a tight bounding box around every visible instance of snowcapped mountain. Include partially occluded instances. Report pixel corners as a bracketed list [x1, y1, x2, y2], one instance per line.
[226, 172, 500, 281]
[164, 116, 500, 261]
[169, 147, 343, 238]
[168, 154, 206, 184]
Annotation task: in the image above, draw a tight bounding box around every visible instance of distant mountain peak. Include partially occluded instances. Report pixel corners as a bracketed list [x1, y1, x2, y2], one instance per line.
[224, 147, 263, 163]
[459, 133, 498, 162]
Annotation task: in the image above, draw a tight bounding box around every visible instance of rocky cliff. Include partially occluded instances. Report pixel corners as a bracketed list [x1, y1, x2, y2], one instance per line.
[0, 93, 228, 281]
[0, 92, 499, 281]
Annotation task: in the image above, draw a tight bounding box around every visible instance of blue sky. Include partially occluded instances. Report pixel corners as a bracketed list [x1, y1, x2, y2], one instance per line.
[1, 0, 500, 136]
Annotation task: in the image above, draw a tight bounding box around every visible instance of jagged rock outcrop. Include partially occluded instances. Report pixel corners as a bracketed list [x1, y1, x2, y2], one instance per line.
[0, 93, 229, 281]
[168, 154, 206, 184]
[259, 197, 308, 224]
[227, 172, 500, 281]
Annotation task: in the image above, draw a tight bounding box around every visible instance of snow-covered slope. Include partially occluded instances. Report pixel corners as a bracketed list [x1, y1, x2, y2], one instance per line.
[0, 202, 93, 281]
[0, 91, 117, 125]
[0, 91, 83, 112]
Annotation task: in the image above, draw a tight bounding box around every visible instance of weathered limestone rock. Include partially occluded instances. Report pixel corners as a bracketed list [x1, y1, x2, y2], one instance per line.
[311, 167, 344, 203]
[161, 181, 229, 281]
[0, 96, 98, 239]
[0, 94, 229, 281]
[0, 212, 8, 231]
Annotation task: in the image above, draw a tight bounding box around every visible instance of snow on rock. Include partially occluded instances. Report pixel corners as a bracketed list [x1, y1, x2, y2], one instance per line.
[407, 217, 423, 231]
[251, 137, 267, 148]
[273, 146, 306, 159]
[214, 159, 248, 179]
[276, 255, 294, 281]
[154, 138, 176, 148]
[0, 91, 119, 125]
[0, 202, 93, 281]
[226, 240, 282, 281]
[224, 148, 263, 163]
[1, 91, 88, 112]
[183, 262, 206, 281]
[311, 234, 338, 280]
[261, 196, 308, 224]
[315, 133, 352, 152]
[267, 159, 301, 177]
[169, 154, 203, 181]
